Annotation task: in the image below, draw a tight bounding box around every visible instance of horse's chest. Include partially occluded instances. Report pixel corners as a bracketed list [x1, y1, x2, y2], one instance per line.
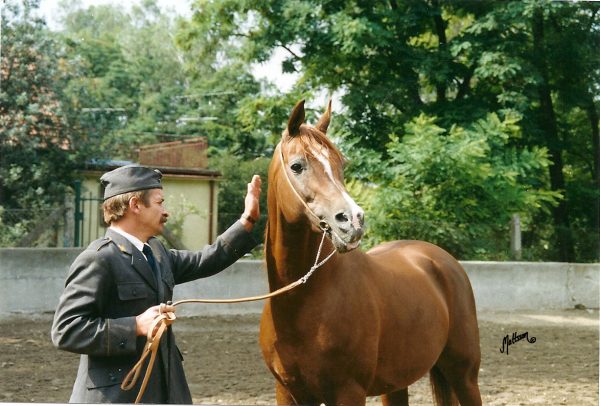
[261, 299, 376, 393]
[270, 324, 366, 386]
[270, 340, 327, 394]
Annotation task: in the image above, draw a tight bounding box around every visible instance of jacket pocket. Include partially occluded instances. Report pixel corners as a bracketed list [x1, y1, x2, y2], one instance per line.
[117, 282, 148, 301]
[86, 365, 128, 389]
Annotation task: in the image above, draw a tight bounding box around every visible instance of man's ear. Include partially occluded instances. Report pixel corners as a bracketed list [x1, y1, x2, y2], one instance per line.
[128, 196, 141, 213]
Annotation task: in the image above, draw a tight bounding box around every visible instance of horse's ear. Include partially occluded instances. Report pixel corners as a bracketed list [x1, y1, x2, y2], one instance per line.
[315, 98, 332, 134]
[287, 99, 305, 137]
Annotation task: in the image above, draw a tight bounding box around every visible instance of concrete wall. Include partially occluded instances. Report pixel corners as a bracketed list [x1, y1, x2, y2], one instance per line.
[0, 248, 598, 318]
[0, 248, 82, 316]
[462, 261, 599, 311]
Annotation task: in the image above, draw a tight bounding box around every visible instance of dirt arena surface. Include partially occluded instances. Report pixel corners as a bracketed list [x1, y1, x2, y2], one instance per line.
[0, 309, 597, 405]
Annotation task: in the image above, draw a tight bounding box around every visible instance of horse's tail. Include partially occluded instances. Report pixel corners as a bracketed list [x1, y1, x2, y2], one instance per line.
[430, 366, 458, 406]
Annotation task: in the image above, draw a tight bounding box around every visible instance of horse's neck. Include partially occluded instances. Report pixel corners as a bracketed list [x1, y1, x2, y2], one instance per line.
[265, 212, 334, 290]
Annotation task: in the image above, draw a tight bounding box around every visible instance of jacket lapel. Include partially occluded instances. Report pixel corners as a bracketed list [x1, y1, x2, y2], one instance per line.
[105, 229, 158, 292]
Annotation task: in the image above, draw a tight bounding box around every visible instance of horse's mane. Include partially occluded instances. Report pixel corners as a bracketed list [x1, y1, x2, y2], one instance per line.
[282, 124, 346, 171]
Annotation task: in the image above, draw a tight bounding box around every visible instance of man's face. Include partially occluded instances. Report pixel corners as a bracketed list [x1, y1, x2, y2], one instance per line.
[137, 188, 169, 238]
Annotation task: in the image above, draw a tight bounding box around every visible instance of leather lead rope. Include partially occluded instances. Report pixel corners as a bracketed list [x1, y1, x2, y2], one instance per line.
[121, 311, 175, 404]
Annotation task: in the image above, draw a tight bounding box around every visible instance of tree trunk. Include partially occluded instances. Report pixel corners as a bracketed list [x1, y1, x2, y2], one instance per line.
[432, 0, 447, 104]
[532, 8, 575, 262]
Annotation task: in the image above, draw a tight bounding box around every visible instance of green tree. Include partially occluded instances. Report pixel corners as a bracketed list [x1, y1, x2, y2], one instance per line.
[0, 0, 79, 245]
[58, 0, 190, 159]
[209, 153, 270, 250]
[362, 113, 559, 259]
[176, 9, 303, 159]
[464, 1, 599, 261]
[183, 0, 598, 261]
[59, 0, 280, 160]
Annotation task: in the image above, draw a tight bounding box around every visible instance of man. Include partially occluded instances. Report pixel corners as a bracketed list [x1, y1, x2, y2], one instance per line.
[51, 164, 261, 403]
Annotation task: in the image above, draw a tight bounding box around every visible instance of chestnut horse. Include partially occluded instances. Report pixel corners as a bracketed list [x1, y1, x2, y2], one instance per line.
[259, 100, 482, 406]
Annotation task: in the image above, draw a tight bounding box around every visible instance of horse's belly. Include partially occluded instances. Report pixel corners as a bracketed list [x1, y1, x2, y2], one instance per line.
[368, 289, 450, 394]
[367, 328, 446, 395]
[369, 353, 438, 395]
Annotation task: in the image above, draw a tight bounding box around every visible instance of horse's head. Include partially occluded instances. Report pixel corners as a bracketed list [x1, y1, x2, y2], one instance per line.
[273, 99, 364, 253]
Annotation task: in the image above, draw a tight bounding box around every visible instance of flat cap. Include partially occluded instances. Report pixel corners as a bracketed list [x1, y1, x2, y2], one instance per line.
[100, 165, 163, 200]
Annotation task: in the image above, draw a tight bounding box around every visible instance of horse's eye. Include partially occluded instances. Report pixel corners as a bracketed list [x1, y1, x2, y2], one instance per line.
[290, 163, 303, 174]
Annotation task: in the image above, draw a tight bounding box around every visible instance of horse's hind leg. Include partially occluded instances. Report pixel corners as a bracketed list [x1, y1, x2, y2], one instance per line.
[381, 388, 408, 406]
[430, 365, 458, 406]
[435, 350, 481, 406]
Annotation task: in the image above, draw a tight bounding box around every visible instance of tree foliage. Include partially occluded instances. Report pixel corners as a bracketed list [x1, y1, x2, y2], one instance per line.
[180, 0, 598, 261]
[2, 0, 597, 261]
[0, 0, 79, 245]
[209, 153, 270, 248]
[361, 113, 559, 259]
[57, 0, 190, 159]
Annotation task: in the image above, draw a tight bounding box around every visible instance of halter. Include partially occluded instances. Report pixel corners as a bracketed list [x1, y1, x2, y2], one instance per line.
[278, 144, 324, 227]
[278, 142, 348, 248]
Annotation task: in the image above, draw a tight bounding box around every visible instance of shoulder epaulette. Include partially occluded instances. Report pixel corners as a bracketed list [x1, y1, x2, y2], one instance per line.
[88, 237, 113, 252]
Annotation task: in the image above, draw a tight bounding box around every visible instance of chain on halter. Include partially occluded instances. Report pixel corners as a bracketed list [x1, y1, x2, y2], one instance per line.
[300, 229, 336, 284]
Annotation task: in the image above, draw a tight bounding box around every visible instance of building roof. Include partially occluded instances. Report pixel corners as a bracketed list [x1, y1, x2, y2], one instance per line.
[139, 137, 209, 169]
[84, 137, 220, 179]
[84, 159, 221, 179]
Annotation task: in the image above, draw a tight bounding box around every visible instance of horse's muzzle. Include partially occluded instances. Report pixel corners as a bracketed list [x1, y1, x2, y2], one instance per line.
[329, 225, 363, 253]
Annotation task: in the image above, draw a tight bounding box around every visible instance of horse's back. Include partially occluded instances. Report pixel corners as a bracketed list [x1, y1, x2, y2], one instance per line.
[367, 239, 457, 263]
[366, 239, 470, 289]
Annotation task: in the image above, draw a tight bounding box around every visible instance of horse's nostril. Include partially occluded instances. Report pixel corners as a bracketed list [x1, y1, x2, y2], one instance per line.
[335, 212, 349, 223]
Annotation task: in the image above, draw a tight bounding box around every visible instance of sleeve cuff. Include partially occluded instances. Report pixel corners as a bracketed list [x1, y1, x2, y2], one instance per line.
[219, 220, 259, 257]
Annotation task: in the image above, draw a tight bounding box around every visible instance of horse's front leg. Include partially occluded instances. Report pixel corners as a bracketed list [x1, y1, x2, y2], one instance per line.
[275, 381, 320, 406]
[275, 380, 297, 405]
[381, 388, 409, 406]
[325, 381, 368, 406]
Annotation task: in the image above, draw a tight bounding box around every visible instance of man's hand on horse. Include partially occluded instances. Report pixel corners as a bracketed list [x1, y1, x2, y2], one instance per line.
[241, 175, 261, 230]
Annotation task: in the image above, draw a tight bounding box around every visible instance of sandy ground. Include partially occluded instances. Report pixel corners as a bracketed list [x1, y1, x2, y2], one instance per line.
[0, 309, 597, 405]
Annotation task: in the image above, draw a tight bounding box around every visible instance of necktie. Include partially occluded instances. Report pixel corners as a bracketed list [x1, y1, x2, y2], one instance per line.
[142, 244, 163, 299]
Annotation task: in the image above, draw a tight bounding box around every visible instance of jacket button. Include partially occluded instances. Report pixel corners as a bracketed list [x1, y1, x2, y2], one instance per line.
[132, 288, 138, 296]
[119, 339, 127, 348]
[109, 373, 116, 382]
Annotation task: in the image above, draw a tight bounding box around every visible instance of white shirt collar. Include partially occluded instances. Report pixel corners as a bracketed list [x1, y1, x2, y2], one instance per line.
[110, 226, 146, 254]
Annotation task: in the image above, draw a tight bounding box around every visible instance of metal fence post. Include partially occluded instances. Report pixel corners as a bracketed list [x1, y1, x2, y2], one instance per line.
[63, 188, 75, 247]
[74, 180, 82, 247]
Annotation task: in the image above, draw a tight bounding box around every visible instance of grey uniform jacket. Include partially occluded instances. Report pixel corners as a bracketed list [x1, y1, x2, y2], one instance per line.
[51, 221, 257, 404]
